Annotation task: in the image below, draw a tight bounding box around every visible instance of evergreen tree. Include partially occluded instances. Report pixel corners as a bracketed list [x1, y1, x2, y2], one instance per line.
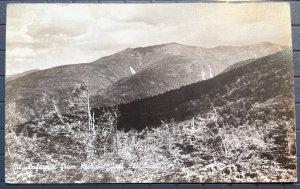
[65, 79, 93, 132]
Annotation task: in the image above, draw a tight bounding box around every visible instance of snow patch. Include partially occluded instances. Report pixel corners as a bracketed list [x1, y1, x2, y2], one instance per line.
[201, 70, 206, 80]
[208, 65, 213, 78]
[130, 67, 136, 75]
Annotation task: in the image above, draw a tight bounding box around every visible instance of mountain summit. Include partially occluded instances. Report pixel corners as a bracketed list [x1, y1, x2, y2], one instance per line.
[6, 42, 286, 125]
[91, 42, 286, 106]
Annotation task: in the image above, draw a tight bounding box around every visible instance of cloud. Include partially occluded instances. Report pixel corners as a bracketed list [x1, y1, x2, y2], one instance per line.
[8, 48, 37, 58]
[6, 3, 292, 75]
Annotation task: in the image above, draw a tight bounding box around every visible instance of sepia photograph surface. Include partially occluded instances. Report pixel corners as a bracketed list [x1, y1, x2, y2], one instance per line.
[5, 3, 297, 183]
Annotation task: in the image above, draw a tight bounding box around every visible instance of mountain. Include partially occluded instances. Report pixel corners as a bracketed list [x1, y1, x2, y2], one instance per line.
[99, 49, 294, 130]
[6, 69, 40, 82]
[91, 42, 286, 106]
[6, 42, 286, 126]
[6, 47, 153, 125]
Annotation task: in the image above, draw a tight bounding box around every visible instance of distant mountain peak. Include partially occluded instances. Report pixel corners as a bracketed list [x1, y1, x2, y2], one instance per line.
[259, 41, 279, 46]
[6, 69, 40, 82]
[111, 42, 283, 61]
[163, 42, 181, 46]
[123, 47, 133, 51]
[213, 41, 282, 49]
[7, 42, 290, 127]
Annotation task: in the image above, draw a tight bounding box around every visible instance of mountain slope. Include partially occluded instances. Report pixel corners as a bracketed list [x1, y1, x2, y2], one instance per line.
[100, 49, 294, 130]
[6, 42, 286, 125]
[6, 69, 40, 82]
[5, 51, 144, 125]
[91, 42, 286, 106]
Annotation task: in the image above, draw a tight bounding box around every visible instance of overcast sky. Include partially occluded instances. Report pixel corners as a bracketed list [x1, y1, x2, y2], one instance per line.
[6, 3, 292, 75]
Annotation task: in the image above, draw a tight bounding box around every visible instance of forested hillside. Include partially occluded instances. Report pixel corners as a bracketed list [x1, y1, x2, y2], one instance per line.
[6, 42, 284, 126]
[6, 49, 296, 183]
[108, 50, 294, 130]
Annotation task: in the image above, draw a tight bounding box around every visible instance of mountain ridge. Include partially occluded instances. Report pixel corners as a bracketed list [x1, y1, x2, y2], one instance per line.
[91, 42, 287, 106]
[6, 42, 287, 126]
[101, 49, 293, 130]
